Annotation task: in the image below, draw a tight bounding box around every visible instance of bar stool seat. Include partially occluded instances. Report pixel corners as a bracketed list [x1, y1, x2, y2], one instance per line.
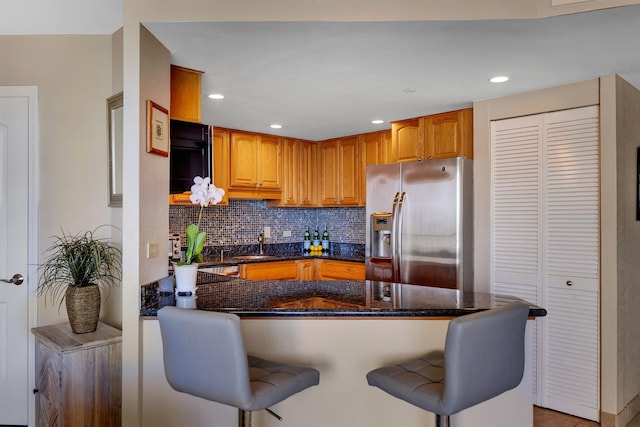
[158, 306, 320, 426]
[367, 301, 530, 427]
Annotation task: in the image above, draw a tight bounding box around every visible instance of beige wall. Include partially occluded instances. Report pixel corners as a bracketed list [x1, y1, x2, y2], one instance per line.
[0, 35, 123, 327]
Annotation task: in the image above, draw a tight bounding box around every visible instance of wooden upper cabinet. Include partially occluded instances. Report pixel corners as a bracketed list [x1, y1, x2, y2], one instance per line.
[424, 108, 473, 159]
[267, 139, 316, 207]
[390, 108, 473, 162]
[257, 134, 282, 190]
[212, 127, 230, 205]
[170, 65, 203, 123]
[229, 131, 259, 188]
[299, 140, 316, 206]
[318, 139, 339, 205]
[228, 131, 282, 198]
[318, 136, 359, 206]
[280, 138, 299, 205]
[359, 130, 391, 205]
[391, 118, 423, 162]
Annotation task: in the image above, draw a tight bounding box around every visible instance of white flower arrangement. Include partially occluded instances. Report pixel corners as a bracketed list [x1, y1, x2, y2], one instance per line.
[178, 176, 225, 265]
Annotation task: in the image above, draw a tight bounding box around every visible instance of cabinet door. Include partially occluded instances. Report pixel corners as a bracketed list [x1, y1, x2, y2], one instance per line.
[299, 141, 315, 206]
[315, 260, 365, 281]
[338, 136, 359, 205]
[257, 135, 282, 190]
[541, 106, 599, 421]
[391, 118, 423, 162]
[359, 130, 390, 205]
[296, 260, 314, 280]
[280, 138, 299, 205]
[212, 127, 229, 205]
[35, 341, 62, 427]
[170, 65, 203, 123]
[318, 139, 340, 205]
[229, 132, 258, 188]
[424, 108, 473, 159]
[240, 261, 298, 280]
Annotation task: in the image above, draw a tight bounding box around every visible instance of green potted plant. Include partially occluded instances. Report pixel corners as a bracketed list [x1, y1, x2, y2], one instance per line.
[173, 176, 224, 293]
[37, 227, 122, 334]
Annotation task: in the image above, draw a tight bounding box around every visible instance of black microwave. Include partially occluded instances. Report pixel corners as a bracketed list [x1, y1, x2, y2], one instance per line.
[169, 119, 212, 194]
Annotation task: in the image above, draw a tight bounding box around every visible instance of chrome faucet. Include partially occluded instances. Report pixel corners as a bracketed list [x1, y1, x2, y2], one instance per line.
[258, 232, 265, 255]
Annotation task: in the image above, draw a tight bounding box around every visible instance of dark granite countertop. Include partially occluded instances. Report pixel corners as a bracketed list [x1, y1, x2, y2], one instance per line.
[140, 272, 547, 318]
[195, 242, 365, 267]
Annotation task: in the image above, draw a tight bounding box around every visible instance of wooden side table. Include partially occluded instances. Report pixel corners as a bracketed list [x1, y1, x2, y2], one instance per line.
[32, 322, 122, 427]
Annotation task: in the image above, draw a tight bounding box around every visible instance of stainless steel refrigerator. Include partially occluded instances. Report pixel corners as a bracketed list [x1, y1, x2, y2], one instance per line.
[365, 157, 473, 292]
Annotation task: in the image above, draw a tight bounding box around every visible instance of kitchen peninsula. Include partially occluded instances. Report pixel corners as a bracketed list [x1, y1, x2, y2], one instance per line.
[140, 271, 545, 427]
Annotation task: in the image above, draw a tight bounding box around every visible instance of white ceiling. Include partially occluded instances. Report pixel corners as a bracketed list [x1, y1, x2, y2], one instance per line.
[146, 7, 640, 140]
[4, 1, 640, 141]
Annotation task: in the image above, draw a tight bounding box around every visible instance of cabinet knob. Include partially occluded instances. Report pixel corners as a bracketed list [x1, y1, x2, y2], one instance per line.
[566, 280, 573, 286]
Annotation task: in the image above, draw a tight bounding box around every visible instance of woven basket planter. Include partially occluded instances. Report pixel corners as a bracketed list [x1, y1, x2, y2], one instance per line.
[65, 285, 101, 334]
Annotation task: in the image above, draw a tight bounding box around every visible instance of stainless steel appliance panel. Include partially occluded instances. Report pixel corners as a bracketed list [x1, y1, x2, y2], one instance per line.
[365, 158, 473, 292]
[399, 158, 459, 288]
[365, 163, 401, 282]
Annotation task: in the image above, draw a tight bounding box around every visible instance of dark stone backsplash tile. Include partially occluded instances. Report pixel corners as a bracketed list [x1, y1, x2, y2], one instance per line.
[170, 199, 366, 248]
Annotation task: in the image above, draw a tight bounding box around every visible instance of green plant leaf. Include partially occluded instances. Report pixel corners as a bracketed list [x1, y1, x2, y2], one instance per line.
[194, 231, 206, 257]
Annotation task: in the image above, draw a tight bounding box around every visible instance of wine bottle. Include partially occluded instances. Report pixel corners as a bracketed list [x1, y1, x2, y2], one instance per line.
[321, 226, 329, 253]
[303, 227, 311, 253]
[312, 227, 320, 247]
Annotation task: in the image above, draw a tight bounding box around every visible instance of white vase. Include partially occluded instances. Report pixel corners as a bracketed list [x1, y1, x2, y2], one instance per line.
[174, 263, 199, 294]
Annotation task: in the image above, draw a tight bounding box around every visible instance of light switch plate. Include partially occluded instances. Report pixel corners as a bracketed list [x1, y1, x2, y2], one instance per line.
[283, 230, 291, 237]
[263, 226, 271, 238]
[147, 242, 159, 258]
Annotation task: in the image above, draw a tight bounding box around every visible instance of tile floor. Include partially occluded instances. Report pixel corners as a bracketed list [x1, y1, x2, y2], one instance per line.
[534, 407, 640, 427]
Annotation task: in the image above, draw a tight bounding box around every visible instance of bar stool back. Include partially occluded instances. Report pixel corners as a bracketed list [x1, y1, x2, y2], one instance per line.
[158, 306, 320, 426]
[366, 301, 530, 427]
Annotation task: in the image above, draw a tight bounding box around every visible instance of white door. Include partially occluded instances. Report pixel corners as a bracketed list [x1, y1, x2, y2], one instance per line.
[490, 106, 600, 421]
[0, 87, 37, 426]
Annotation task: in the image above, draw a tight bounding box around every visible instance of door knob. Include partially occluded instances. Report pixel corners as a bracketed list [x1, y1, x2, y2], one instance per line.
[1, 274, 24, 286]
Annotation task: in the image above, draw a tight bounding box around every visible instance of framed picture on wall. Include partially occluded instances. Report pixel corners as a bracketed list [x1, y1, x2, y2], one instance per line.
[147, 100, 169, 156]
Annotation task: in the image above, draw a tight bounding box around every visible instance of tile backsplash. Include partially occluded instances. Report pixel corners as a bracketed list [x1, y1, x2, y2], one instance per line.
[169, 199, 366, 247]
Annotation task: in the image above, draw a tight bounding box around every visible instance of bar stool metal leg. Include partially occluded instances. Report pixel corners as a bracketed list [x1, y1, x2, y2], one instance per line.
[238, 409, 251, 427]
[436, 414, 449, 427]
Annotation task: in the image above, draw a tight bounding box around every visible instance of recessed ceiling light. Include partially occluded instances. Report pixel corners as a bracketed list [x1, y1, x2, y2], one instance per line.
[208, 94, 225, 100]
[489, 76, 509, 83]
[270, 124, 282, 129]
[371, 120, 384, 125]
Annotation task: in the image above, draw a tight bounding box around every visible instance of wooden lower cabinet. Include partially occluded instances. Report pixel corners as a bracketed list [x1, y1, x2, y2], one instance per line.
[296, 259, 314, 280]
[238, 259, 365, 281]
[239, 260, 298, 280]
[314, 259, 365, 281]
[33, 322, 122, 427]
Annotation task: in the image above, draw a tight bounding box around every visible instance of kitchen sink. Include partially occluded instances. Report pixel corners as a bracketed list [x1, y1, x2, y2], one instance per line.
[232, 255, 276, 261]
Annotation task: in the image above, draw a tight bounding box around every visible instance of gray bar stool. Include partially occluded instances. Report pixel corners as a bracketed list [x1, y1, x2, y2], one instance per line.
[366, 301, 529, 427]
[158, 306, 320, 426]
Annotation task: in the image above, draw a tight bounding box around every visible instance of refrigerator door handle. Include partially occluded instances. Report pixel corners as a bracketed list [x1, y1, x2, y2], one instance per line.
[390, 192, 400, 280]
[395, 192, 406, 283]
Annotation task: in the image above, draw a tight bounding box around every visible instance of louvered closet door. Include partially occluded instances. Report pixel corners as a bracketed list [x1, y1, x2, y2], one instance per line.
[490, 115, 543, 404]
[542, 106, 600, 421]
